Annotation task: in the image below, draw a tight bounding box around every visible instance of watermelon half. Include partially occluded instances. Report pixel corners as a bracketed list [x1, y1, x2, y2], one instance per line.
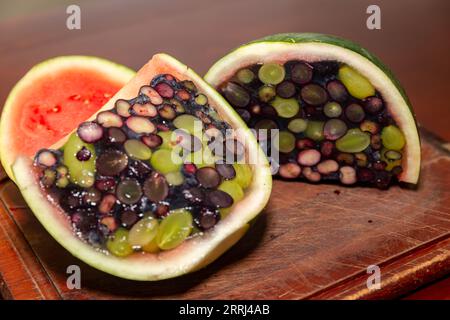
[205, 33, 421, 186]
[0, 56, 135, 180]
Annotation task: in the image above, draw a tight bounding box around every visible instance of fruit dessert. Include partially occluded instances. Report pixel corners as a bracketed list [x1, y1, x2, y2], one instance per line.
[0, 56, 135, 180]
[205, 33, 420, 188]
[12, 54, 272, 280]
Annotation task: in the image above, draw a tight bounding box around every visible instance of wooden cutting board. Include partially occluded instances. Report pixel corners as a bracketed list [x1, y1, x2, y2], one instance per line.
[0, 128, 449, 300]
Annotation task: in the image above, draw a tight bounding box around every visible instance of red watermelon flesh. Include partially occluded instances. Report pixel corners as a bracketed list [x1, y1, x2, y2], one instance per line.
[14, 69, 123, 156]
[0, 56, 135, 179]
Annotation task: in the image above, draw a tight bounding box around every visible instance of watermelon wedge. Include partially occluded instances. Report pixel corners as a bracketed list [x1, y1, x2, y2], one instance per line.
[11, 54, 272, 280]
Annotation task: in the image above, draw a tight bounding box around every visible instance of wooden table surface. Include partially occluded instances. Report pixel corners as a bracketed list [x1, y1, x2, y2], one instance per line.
[0, 0, 449, 299]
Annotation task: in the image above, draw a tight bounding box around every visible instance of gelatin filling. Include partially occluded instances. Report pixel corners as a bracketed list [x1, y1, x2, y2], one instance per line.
[219, 60, 405, 189]
[34, 74, 252, 256]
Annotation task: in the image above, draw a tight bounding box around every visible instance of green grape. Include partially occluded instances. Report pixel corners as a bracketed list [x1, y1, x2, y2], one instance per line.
[165, 171, 185, 186]
[277, 131, 296, 153]
[287, 118, 308, 133]
[106, 228, 133, 257]
[173, 114, 203, 137]
[232, 163, 252, 189]
[63, 133, 96, 187]
[128, 215, 159, 248]
[305, 121, 325, 141]
[381, 125, 405, 150]
[150, 149, 182, 174]
[124, 139, 152, 160]
[236, 68, 255, 84]
[338, 65, 375, 99]
[324, 102, 342, 118]
[258, 63, 286, 85]
[336, 128, 370, 153]
[156, 209, 193, 250]
[385, 150, 402, 160]
[271, 97, 300, 118]
[195, 94, 208, 105]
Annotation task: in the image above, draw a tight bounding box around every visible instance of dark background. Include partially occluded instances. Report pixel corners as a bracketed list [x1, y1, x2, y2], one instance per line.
[0, 0, 449, 299]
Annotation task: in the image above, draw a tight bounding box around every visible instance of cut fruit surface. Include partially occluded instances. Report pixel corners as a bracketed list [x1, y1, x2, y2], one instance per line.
[12, 54, 272, 281]
[205, 33, 420, 187]
[0, 56, 135, 180]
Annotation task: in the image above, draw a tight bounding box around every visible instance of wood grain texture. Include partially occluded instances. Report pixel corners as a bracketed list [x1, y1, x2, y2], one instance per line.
[0, 129, 448, 300]
[0, 192, 59, 299]
[0, 0, 449, 299]
[404, 275, 450, 299]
